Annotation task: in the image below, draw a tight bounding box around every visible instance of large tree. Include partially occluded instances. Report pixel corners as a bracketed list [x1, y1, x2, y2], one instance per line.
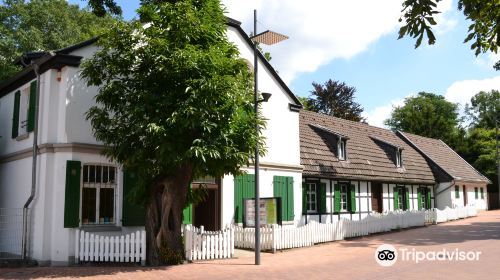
[0, 0, 117, 82]
[305, 79, 365, 122]
[81, 0, 263, 265]
[385, 92, 460, 145]
[399, 0, 500, 70]
[465, 90, 500, 129]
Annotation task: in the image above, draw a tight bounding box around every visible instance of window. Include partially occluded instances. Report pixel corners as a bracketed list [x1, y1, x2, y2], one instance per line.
[480, 187, 484, 199]
[340, 184, 348, 211]
[455, 185, 460, 198]
[474, 187, 478, 199]
[18, 87, 30, 136]
[396, 149, 403, 167]
[81, 164, 116, 225]
[394, 186, 408, 210]
[306, 183, 317, 213]
[11, 81, 36, 139]
[338, 139, 346, 160]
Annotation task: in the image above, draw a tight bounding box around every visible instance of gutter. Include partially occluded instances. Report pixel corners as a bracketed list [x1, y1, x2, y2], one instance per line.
[21, 55, 45, 260]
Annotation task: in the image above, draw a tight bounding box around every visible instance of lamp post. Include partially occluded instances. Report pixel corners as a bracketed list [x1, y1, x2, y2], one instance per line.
[249, 9, 288, 265]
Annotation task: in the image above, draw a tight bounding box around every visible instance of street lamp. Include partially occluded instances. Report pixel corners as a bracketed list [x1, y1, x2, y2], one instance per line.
[249, 9, 288, 266]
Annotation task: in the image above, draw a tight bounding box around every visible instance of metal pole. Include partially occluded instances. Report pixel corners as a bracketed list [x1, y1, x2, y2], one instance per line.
[253, 9, 261, 266]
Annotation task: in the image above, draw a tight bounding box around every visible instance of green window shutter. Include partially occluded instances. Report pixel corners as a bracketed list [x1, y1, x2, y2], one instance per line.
[286, 177, 294, 221]
[334, 184, 341, 213]
[417, 188, 422, 210]
[64, 160, 81, 228]
[27, 81, 36, 132]
[302, 182, 307, 214]
[12, 90, 20, 138]
[426, 188, 432, 209]
[234, 174, 255, 223]
[318, 182, 327, 214]
[480, 188, 484, 199]
[474, 187, 478, 199]
[393, 187, 399, 210]
[349, 184, 356, 213]
[122, 170, 145, 226]
[182, 184, 193, 224]
[455, 186, 460, 198]
[405, 187, 410, 210]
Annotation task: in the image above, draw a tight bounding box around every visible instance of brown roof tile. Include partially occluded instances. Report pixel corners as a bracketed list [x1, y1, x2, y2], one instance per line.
[300, 110, 435, 184]
[398, 131, 490, 183]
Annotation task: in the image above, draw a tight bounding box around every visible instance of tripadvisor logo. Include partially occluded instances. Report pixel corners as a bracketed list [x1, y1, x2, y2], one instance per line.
[375, 244, 397, 267]
[375, 244, 482, 266]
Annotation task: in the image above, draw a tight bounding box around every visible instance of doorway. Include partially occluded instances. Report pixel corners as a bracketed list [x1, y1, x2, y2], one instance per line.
[371, 182, 383, 213]
[192, 179, 221, 231]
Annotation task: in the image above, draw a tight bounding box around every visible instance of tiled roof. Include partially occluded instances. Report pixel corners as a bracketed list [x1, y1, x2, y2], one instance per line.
[398, 132, 491, 184]
[299, 110, 436, 184]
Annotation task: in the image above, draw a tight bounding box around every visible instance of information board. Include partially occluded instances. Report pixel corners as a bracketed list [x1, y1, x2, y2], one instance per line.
[243, 197, 281, 227]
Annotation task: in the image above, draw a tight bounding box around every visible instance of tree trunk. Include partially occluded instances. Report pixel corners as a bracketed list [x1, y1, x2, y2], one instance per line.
[145, 164, 193, 266]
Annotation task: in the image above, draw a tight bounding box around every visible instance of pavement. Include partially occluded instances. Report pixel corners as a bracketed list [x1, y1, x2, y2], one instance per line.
[2, 210, 500, 280]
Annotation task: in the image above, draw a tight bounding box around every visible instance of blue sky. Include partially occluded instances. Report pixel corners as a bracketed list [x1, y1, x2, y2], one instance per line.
[70, 0, 500, 127]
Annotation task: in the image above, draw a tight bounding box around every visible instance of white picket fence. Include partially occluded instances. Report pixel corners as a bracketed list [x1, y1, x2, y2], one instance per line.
[183, 225, 235, 261]
[75, 230, 146, 265]
[234, 206, 478, 252]
[434, 205, 477, 223]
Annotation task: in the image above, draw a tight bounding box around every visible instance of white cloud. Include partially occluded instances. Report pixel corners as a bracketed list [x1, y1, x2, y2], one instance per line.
[222, 0, 457, 83]
[445, 75, 500, 108]
[434, 0, 457, 34]
[362, 98, 407, 128]
[474, 52, 500, 69]
[364, 75, 500, 128]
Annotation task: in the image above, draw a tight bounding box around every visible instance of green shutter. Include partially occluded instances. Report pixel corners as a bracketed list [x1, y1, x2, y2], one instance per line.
[183, 184, 193, 224]
[480, 188, 484, 199]
[234, 174, 255, 223]
[405, 187, 410, 210]
[426, 187, 432, 209]
[273, 176, 294, 221]
[475, 187, 478, 199]
[318, 182, 327, 214]
[302, 182, 307, 214]
[12, 90, 20, 138]
[417, 188, 422, 210]
[334, 184, 341, 213]
[27, 81, 36, 132]
[455, 186, 460, 198]
[393, 187, 399, 210]
[64, 160, 81, 228]
[349, 184, 357, 213]
[286, 177, 294, 221]
[122, 170, 145, 226]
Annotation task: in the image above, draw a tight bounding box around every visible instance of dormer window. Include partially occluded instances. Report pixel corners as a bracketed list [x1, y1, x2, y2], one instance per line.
[396, 149, 403, 167]
[338, 138, 347, 160]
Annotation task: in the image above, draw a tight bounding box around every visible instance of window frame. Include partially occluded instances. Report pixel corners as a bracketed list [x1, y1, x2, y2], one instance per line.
[338, 138, 347, 160]
[80, 163, 117, 226]
[395, 149, 403, 167]
[17, 86, 30, 137]
[340, 183, 349, 211]
[306, 182, 317, 213]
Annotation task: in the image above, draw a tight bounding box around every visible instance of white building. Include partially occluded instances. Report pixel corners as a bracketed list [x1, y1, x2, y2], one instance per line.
[0, 18, 303, 265]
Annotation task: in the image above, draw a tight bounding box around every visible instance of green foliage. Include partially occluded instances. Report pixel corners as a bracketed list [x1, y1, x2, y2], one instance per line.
[465, 90, 500, 129]
[399, 0, 500, 69]
[297, 96, 313, 111]
[305, 79, 365, 122]
[87, 0, 121, 17]
[385, 92, 460, 145]
[464, 128, 497, 185]
[0, 0, 118, 82]
[81, 0, 265, 204]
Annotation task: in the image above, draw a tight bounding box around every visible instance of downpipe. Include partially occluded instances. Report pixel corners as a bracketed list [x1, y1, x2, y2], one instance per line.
[22, 61, 41, 260]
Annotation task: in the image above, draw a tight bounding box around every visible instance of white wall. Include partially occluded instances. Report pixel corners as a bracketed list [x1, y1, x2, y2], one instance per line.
[442, 181, 488, 210]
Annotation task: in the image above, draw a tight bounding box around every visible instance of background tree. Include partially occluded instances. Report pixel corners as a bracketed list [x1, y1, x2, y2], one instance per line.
[81, 0, 264, 265]
[465, 90, 500, 129]
[399, 0, 500, 70]
[0, 0, 118, 82]
[384, 92, 460, 145]
[305, 79, 365, 122]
